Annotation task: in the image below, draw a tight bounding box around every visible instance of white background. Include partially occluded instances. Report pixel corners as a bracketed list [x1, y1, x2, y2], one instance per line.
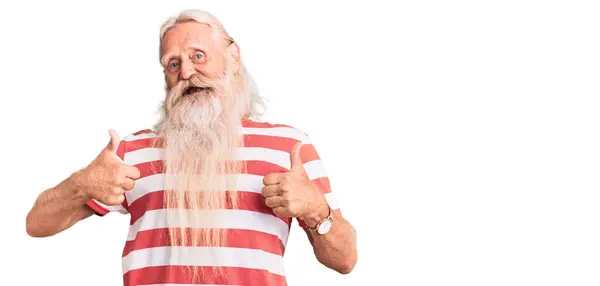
[1, 1, 599, 285]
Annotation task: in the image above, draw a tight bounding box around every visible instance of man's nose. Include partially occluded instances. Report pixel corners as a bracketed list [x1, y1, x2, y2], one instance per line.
[180, 60, 197, 80]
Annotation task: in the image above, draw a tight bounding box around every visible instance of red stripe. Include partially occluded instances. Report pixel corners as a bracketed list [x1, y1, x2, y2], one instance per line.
[128, 191, 161, 223]
[116, 140, 126, 161]
[123, 265, 286, 286]
[243, 134, 299, 152]
[312, 177, 332, 194]
[242, 120, 295, 129]
[132, 160, 287, 181]
[246, 160, 289, 175]
[300, 143, 321, 163]
[122, 228, 285, 257]
[125, 133, 303, 154]
[127, 123, 298, 135]
[126, 137, 162, 153]
[129, 191, 291, 225]
[85, 199, 109, 216]
[124, 121, 304, 150]
[134, 160, 164, 179]
[132, 129, 152, 136]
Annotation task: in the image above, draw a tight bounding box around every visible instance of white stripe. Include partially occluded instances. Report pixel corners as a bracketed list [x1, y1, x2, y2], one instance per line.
[126, 173, 265, 206]
[127, 209, 289, 244]
[123, 147, 291, 170]
[304, 160, 327, 180]
[93, 199, 128, 214]
[126, 173, 164, 205]
[122, 246, 285, 276]
[242, 127, 310, 143]
[235, 173, 265, 193]
[237, 147, 291, 169]
[325, 192, 340, 210]
[121, 126, 309, 143]
[124, 132, 157, 141]
[125, 148, 163, 165]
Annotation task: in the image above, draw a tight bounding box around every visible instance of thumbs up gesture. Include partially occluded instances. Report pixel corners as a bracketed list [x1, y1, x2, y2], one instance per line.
[261, 143, 329, 227]
[76, 129, 141, 206]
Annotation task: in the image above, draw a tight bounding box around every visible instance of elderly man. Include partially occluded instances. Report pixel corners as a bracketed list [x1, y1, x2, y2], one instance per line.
[25, 9, 357, 286]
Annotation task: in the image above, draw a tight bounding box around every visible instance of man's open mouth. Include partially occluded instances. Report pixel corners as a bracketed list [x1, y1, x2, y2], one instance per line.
[182, 86, 209, 96]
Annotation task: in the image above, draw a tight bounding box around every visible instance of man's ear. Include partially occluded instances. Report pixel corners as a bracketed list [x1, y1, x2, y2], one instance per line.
[228, 42, 241, 74]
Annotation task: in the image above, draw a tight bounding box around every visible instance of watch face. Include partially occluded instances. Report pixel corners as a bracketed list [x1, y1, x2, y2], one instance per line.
[318, 219, 332, 234]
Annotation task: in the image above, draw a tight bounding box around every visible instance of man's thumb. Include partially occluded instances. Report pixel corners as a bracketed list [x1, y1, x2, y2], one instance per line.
[290, 142, 304, 169]
[105, 129, 120, 153]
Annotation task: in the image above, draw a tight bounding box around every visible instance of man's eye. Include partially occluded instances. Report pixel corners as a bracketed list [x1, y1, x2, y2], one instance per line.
[193, 53, 205, 61]
[169, 62, 180, 69]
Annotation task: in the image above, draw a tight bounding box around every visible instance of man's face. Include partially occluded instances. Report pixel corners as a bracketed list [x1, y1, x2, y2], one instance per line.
[160, 21, 229, 91]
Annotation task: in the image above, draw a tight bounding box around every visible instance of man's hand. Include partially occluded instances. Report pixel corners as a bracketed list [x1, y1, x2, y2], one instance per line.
[261, 143, 329, 227]
[26, 129, 142, 237]
[76, 129, 141, 206]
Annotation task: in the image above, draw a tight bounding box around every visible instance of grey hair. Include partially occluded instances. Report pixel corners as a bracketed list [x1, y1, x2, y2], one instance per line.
[159, 9, 266, 119]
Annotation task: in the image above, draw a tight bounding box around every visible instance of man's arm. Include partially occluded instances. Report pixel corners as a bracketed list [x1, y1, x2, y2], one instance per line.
[302, 208, 358, 274]
[26, 171, 96, 237]
[26, 129, 140, 237]
[262, 142, 358, 274]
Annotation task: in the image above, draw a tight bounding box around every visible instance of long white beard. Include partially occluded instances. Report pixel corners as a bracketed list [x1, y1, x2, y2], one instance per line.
[153, 69, 245, 252]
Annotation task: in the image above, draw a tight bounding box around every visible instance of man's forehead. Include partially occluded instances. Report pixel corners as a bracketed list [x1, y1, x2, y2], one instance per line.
[161, 21, 216, 53]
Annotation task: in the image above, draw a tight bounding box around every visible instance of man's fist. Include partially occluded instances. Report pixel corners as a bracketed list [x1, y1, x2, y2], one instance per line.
[77, 129, 141, 206]
[261, 143, 329, 227]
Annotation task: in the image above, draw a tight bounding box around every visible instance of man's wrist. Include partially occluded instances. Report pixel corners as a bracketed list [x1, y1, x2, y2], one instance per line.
[302, 202, 330, 228]
[68, 170, 92, 203]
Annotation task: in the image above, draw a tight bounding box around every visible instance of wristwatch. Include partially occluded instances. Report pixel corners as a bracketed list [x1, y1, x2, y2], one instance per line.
[307, 207, 334, 235]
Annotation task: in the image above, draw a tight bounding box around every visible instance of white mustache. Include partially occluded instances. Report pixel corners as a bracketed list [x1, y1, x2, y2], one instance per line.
[174, 73, 221, 96]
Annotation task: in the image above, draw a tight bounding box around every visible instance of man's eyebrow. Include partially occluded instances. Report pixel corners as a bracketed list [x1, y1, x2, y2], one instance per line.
[188, 44, 208, 51]
[160, 53, 176, 66]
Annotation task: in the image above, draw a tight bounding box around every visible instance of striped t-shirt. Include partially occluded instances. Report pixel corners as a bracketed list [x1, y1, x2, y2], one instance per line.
[85, 120, 341, 286]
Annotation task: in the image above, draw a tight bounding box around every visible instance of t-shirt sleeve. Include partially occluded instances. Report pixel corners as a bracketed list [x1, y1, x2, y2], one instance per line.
[295, 135, 342, 228]
[85, 139, 129, 216]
